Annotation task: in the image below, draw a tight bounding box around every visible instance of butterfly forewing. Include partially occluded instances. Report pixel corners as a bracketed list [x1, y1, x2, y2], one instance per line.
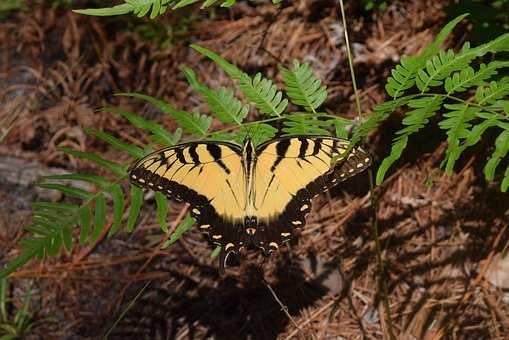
[252, 136, 371, 251]
[129, 141, 247, 252]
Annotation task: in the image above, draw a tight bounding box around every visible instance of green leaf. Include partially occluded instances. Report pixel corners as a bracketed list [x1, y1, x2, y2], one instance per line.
[334, 117, 352, 139]
[376, 96, 443, 184]
[191, 44, 247, 80]
[108, 184, 125, 238]
[91, 193, 107, 242]
[73, 0, 172, 18]
[210, 245, 221, 258]
[439, 103, 481, 174]
[162, 214, 195, 248]
[173, 0, 199, 9]
[62, 226, 73, 252]
[45, 234, 62, 257]
[117, 93, 211, 136]
[484, 130, 509, 181]
[59, 147, 126, 178]
[43, 173, 111, 189]
[234, 123, 277, 146]
[502, 165, 509, 192]
[85, 128, 144, 159]
[191, 44, 287, 116]
[384, 14, 469, 98]
[36, 183, 92, 201]
[240, 73, 288, 117]
[73, 3, 133, 16]
[155, 192, 169, 233]
[476, 79, 509, 105]
[181, 66, 248, 125]
[127, 186, 143, 232]
[350, 96, 413, 149]
[79, 204, 92, 244]
[104, 105, 180, 147]
[281, 60, 327, 112]
[445, 61, 509, 94]
[0, 249, 38, 279]
[282, 115, 331, 136]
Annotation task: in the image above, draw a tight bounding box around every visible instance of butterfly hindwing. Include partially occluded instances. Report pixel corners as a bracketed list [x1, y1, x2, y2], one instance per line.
[253, 136, 371, 251]
[129, 141, 246, 251]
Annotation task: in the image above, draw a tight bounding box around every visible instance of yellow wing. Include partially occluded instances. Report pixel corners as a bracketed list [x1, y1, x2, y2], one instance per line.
[252, 136, 371, 250]
[129, 141, 247, 251]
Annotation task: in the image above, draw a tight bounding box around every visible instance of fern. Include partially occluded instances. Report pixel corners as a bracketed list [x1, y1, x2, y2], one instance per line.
[445, 61, 509, 94]
[475, 78, 509, 105]
[376, 96, 443, 184]
[361, 14, 509, 191]
[281, 60, 327, 113]
[282, 114, 333, 136]
[73, 0, 281, 18]
[191, 44, 288, 117]
[385, 14, 469, 98]
[181, 66, 248, 125]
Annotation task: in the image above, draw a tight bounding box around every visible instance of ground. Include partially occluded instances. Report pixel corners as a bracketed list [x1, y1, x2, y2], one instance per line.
[1, 0, 508, 339]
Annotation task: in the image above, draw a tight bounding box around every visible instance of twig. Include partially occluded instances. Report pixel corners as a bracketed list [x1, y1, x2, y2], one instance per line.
[284, 299, 335, 340]
[264, 280, 301, 332]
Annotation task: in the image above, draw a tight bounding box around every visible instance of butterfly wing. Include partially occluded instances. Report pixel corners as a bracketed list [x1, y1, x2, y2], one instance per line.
[129, 141, 247, 257]
[253, 136, 371, 251]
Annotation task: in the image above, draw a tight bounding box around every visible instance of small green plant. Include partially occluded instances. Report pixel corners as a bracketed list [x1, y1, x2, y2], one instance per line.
[352, 14, 509, 190]
[0, 279, 46, 339]
[73, 0, 282, 19]
[0, 43, 351, 278]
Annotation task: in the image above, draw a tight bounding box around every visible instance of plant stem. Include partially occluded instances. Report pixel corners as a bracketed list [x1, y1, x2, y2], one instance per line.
[338, 0, 396, 338]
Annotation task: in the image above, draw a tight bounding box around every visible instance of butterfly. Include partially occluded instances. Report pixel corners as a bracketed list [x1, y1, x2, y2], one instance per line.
[129, 136, 371, 273]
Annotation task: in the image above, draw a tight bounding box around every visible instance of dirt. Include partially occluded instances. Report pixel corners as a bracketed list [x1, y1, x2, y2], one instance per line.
[0, 0, 508, 339]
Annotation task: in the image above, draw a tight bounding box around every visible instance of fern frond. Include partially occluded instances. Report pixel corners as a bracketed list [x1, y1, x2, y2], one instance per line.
[417, 33, 509, 93]
[104, 105, 181, 146]
[234, 123, 277, 146]
[439, 103, 481, 173]
[59, 147, 126, 178]
[162, 214, 195, 248]
[281, 60, 327, 113]
[117, 93, 211, 137]
[376, 96, 443, 184]
[282, 115, 332, 136]
[126, 186, 144, 233]
[155, 192, 169, 233]
[73, 0, 173, 19]
[240, 73, 288, 117]
[445, 61, 509, 94]
[350, 95, 413, 148]
[191, 44, 288, 117]
[91, 193, 107, 242]
[85, 128, 145, 159]
[385, 14, 468, 98]
[182, 66, 249, 125]
[475, 78, 509, 105]
[484, 129, 509, 182]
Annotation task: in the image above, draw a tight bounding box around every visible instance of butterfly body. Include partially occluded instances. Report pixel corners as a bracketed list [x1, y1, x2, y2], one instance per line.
[129, 136, 371, 272]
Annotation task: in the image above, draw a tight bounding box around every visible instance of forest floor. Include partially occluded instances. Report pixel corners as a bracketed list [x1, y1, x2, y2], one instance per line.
[1, 0, 509, 339]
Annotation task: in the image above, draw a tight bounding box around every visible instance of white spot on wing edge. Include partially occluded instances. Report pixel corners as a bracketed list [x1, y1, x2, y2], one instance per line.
[357, 163, 364, 168]
[300, 204, 309, 211]
[281, 232, 291, 237]
[200, 224, 210, 229]
[292, 220, 302, 225]
[192, 208, 201, 215]
[131, 175, 137, 179]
